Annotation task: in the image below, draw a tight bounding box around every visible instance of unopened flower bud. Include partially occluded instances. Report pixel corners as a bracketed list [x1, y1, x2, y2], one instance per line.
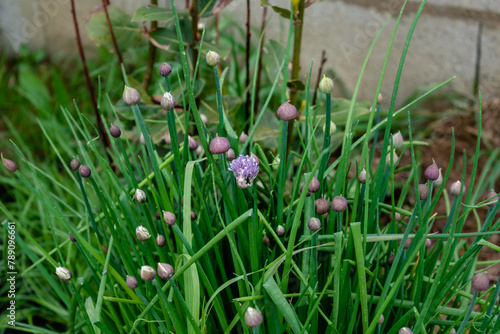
[323, 121, 337, 136]
[485, 189, 498, 208]
[403, 238, 412, 249]
[69, 233, 77, 243]
[79, 165, 91, 178]
[434, 168, 443, 186]
[319, 75, 334, 94]
[1, 154, 17, 173]
[191, 211, 197, 221]
[140, 265, 156, 281]
[157, 263, 174, 279]
[307, 217, 321, 232]
[195, 145, 203, 156]
[70, 158, 81, 171]
[315, 198, 329, 215]
[200, 113, 208, 125]
[136, 225, 151, 241]
[162, 132, 172, 145]
[126, 275, 138, 289]
[161, 92, 175, 111]
[398, 327, 413, 334]
[271, 156, 280, 171]
[425, 238, 432, 249]
[123, 86, 141, 105]
[140, 132, 151, 146]
[377, 314, 384, 325]
[424, 159, 439, 181]
[163, 211, 176, 226]
[226, 148, 236, 161]
[56, 267, 72, 281]
[209, 135, 231, 154]
[471, 272, 489, 291]
[156, 234, 166, 247]
[307, 177, 320, 193]
[392, 131, 404, 149]
[377, 93, 383, 104]
[277, 101, 297, 121]
[276, 225, 285, 237]
[134, 189, 147, 204]
[386, 150, 399, 166]
[239, 132, 248, 144]
[300, 185, 311, 197]
[101, 244, 108, 254]
[358, 168, 367, 184]
[110, 124, 121, 138]
[188, 136, 198, 151]
[390, 212, 402, 221]
[159, 62, 172, 77]
[206, 50, 221, 66]
[244, 307, 263, 328]
[418, 183, 429, 200]
[449, 180, 464, 197]
[331, 195, 347, 212]
[263, 235, 270, 246]
[251, 153, 260, 166]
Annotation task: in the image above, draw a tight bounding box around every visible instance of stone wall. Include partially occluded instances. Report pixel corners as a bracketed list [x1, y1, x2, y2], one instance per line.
[1, 0, 499, 104]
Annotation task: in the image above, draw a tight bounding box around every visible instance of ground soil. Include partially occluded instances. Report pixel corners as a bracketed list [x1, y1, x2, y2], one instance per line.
[415, 98, 500, 283]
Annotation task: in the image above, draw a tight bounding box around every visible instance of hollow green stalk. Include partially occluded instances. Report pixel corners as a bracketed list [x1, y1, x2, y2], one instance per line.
[456, 290, 478, 334]
[277, 120, 288, 227]
[213, 65, 226, 137]
[164, 76, 183, 196]
[317, 92, 331, 195]
[131, 104, 172, 212]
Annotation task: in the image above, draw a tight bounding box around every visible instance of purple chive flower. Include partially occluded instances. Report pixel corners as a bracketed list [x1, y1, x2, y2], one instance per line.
[228, 155, 259, 189]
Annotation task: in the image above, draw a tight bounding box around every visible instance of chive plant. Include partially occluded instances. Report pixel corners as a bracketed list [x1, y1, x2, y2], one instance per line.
[2, 0, 500, 333]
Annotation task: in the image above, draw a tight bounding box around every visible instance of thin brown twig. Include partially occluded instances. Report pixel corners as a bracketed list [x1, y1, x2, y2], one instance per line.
[255, 7, 268, 117]
[215, 13, 220, 44]
[312, 50, 327, 106]
[244, 0, 251, 133]
[286, 0, 305, 159]
[142, 0, 158, 90]
[141, 27, 170, 51]
[101, 0, 124, 85]
[212, 0, 233, 15]
[70, 0, 111, 154]
[190, 0, 199, 69]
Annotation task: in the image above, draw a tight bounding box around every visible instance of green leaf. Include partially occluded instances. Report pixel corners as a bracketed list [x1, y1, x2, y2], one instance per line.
[287, 79, 305, 91]
[87, 6, 141, 52]
[198, 0, 216, 17]
[150, 28, 231, 59]
[132, 5, 188, 22]
[85, 297, 100, 334]
[263, 277, 306, 333]
[16, 64, 51, 116]
[260, 0, 292, 19]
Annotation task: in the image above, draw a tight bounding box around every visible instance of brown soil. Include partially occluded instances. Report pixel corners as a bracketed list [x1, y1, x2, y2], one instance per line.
[419, 98, 500, 282]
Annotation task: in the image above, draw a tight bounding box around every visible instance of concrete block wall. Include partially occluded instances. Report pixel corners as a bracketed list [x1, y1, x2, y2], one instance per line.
[1, 0, 499, 104]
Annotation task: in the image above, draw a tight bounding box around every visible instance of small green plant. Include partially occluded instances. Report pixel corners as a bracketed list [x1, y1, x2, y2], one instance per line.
[1, 0, 500, 333]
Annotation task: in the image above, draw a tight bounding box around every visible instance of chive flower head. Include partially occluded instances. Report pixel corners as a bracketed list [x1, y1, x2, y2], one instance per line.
[228, 155, 259, 189]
